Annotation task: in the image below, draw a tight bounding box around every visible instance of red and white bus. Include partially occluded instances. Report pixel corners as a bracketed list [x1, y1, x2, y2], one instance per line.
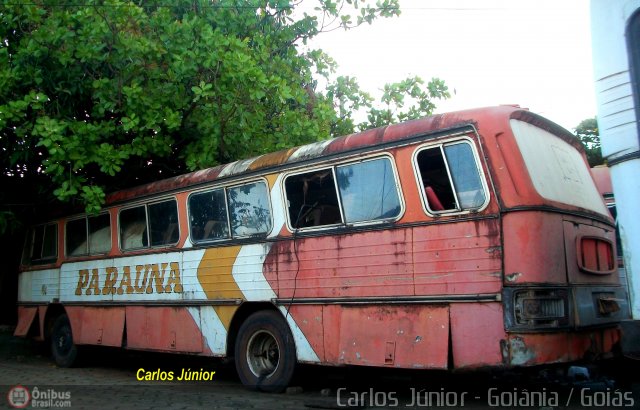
[15, 106, 628, 391]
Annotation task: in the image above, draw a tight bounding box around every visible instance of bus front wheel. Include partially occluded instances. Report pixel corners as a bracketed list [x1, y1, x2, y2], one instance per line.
[234, 311, 296, 392]
[50, 314, 78, 367]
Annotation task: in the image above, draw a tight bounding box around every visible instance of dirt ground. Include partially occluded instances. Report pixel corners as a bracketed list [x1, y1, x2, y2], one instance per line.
[1, 326, 639, 409]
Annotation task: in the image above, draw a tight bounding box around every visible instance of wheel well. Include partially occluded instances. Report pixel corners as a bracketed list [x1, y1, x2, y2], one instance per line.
[43, 304, 67, 340]
[226, 302, 281, 358]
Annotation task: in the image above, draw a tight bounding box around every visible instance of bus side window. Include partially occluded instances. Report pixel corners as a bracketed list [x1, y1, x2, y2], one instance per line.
[227, 181, 272, 237]
[285, 169, 342, 229]
[88, 213, 112, 254]
[66, 213, 111, 256]
[120, 206, 147, 250]
[336, 157, 402, 223]
[66, 218, 88, 256]
[416, 141, 486, 213]
[189, 189, 230, 242]
[148, 200, 179, 246]
[23, 223, 57, 265]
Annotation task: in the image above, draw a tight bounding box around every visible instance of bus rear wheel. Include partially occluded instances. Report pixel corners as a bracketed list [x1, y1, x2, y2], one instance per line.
[50, 314, 78, 367]
[234, 311, 296, 392]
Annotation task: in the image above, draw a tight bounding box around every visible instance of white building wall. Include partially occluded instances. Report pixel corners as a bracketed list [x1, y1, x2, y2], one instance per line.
[591, 0, 640, 318]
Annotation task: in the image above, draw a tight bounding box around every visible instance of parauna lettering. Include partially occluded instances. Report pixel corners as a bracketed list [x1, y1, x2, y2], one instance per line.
[75, 262, 183, 296]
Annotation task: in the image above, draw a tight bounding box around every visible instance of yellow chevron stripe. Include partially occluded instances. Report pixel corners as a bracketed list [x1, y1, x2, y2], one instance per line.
[265, 173, 278, 190]
[197, 246, 244, 330]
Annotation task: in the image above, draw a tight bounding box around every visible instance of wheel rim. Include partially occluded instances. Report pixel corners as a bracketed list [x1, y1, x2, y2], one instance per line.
[55, 326, 73, 356]
[246, 330, 280, 378]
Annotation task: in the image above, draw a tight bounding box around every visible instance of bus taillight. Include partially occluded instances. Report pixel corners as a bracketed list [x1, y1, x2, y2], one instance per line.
[513, 289, 570, 328]
[578, 236, 615, 274]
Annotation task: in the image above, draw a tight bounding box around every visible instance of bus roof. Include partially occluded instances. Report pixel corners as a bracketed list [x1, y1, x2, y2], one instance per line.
[105, 105, 574, 205]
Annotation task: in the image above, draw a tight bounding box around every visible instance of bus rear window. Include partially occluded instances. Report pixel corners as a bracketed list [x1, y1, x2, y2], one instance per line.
[510, 120, 609, 215]
[415, 140, 487, 214]
[23, 223, 57, 265]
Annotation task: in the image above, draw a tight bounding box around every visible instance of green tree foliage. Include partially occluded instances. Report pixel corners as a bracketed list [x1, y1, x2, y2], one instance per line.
[0, 0, 449, 231]
[574, 117, 603, 167]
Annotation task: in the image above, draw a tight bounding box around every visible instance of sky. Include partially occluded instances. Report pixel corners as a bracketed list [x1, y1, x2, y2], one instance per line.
[304, 0, 596, 132]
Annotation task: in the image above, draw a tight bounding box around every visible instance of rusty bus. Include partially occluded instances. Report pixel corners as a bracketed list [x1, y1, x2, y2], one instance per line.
[16, 106, 629, 391]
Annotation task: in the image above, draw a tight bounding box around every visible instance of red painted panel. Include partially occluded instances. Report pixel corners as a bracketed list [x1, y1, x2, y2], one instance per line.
[65, 306, 125, 346]
[287, 305, 325, 362]
[413, 219, 502, 295]
[14, 307, 37, 337]
[502, 212, 567, 284]
[274, 229, 414, 299]
[334, 305, 449, 369]
[450, 303, 505, 368]
[322, 305, 342, 364]
[125, 306, 203, 353]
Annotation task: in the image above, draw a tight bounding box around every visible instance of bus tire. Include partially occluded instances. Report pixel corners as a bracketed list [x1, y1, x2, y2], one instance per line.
[234, 311, 296, 392]
[50, 314, 78, 368]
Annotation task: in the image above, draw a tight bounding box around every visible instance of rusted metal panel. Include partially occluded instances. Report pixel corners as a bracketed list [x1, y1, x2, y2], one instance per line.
[503, 328, 620, 366]
[65, 306, 125, 346]
[105, 165, 224, 205]
[450, 303, 506, 368]
[324, 127, 386, 155]
[502, 212, 567, 284]
[321, 305, 342, 364]
[413, 219, 502, 295]
[274, 229, 414, 299]
[14, 306, 37, 337]
[248, 148, 297, 170]
[125, 306, 203, 353]
[330, 305, 449, 368]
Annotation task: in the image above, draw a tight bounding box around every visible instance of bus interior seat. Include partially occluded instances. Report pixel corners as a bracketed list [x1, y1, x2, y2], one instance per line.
[163, 223, 178, 244]
[203, 220, 226, 239]
[425, 186, 445, 211]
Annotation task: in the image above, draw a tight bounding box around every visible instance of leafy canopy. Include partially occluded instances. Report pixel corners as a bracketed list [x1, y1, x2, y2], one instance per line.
[0, 0, 449, 229]
[574, 117, 603, 167]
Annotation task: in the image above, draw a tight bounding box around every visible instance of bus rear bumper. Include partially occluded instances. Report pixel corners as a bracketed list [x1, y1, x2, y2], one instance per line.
[501, 327, 621, 367]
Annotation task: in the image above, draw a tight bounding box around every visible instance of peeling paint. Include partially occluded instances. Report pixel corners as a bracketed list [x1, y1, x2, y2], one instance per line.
[505, 272, 522, 282]
[508, 336, 536, 365]
[422, 273, 454, 279]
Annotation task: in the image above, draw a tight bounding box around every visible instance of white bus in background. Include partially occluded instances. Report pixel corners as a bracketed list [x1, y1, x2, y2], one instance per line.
[591, 0, 640, 320]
